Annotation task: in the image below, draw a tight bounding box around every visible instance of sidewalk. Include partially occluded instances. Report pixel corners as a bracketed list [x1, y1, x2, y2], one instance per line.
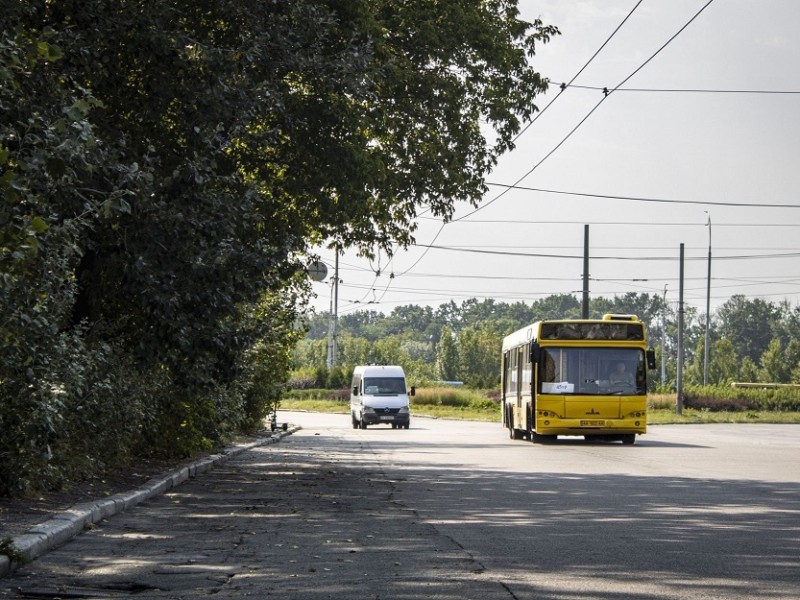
[0, 420, 499, 599]
[0, 427, 299, 579]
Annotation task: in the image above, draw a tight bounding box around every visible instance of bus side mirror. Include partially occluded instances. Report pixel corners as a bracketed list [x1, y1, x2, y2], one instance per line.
[530, 342, 540, 363]
[352, 386, 359, 396]
[646, 348, 656, 370]
[409, 386, 416, 396]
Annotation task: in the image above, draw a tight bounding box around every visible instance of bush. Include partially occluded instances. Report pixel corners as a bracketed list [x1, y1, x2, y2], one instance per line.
[285, 388, 349, 403]
[683, 385, 800, 412]
[288, 368, 319, 390]
[412, 387, 497, 410]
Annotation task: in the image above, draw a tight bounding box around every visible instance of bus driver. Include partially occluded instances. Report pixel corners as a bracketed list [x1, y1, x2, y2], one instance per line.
[609, 361, 634, 385]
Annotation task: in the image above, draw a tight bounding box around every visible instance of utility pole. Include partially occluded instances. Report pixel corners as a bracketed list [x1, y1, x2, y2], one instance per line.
[704, 212, 711, 385]
[661, 284, 668, 387]
[326, 251, 339, 369]
[582, 224, 589, 319]
[676, 244, 685, 415]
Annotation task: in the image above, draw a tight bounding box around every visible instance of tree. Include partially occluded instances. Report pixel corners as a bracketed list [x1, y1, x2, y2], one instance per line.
[759, 339, 789, 383]
[739, 357, 759, 383]
[2, 0, 559, 494]
[338, 335, 372, 371]
[531, 294, 581, 320]
[457, 325, 501, 388]
[685, 337, 706, 385]
[717, 296, 779, 364]
[787, 340, 800, 383]
[709, 338, 739, 384]
[436, 327, 460, 381]
[596, 293, 665, 326]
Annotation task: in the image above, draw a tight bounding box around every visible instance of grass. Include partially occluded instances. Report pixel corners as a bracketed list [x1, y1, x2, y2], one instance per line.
[279, 397, 495, 421]
[281, 388, 800, 425]
[648, 408, 800, 424]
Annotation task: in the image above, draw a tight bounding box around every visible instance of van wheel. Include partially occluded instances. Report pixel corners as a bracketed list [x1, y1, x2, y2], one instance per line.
[359, 418, 367, 429]
[352, 414, 359, 429]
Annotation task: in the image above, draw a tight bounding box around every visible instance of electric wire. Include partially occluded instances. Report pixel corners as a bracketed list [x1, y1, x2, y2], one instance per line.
[481, 182, 800, 210]
[563, 83, 800, 95]
[315, 0, 800, 314]
[510, 0, 645, 144]
[365, 2, 647, 294]
[453, 0, 716, 222]
[410, 243, 800, 261]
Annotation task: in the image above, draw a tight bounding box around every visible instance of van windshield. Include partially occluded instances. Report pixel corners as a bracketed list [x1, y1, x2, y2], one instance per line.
[364, 377, 406, 396]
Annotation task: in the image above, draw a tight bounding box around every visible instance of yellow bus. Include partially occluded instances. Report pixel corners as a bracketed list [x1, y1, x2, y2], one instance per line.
[501, 314, 656, 445]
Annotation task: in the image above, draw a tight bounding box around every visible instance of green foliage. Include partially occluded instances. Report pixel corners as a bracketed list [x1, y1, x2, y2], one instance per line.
[456, 325, 501, 388]
[285, 388, 350, 403]
[281, 386, 499, 421]
[436, 326, 459, 381]
[299, 292, 800, 398]
[2, 1, 558, 496]
[412, 387, 497, 411]
[683, 385, 800, 412]
[716, 295, 781, 364]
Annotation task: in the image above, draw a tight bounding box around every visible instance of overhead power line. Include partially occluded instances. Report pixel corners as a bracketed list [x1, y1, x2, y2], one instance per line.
[511, 0, 645, 144]
[482, 182, 800, 209]
[411, 243, 800, 262]
[384, 3, 648, 286]
[562, 83, 800, 95]
[455, 0, 717, 222]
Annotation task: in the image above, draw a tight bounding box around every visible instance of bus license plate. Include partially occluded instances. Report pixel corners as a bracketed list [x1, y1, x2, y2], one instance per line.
[581, 420, 605, 427]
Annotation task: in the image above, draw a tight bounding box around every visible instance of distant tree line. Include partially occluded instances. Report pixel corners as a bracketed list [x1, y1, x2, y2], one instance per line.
[292, 293, 800, 390]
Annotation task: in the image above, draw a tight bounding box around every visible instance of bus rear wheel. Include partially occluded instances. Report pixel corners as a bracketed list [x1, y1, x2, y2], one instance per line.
[621, 434, 636, 445]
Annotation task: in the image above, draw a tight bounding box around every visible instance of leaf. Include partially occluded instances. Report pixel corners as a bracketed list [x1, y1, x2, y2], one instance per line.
[30, 216, 49, 234]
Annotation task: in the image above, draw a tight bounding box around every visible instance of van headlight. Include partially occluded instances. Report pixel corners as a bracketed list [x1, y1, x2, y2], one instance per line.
[398, 406, 409, 414]
[363, 407, 375, 414]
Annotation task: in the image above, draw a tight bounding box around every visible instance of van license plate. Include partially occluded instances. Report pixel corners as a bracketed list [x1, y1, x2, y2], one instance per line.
[580, 420, 604, 427]
[380, 416, 393, 421]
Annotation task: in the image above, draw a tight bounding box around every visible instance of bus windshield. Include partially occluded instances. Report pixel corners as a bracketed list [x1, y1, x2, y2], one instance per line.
[540, 347, 645, 395]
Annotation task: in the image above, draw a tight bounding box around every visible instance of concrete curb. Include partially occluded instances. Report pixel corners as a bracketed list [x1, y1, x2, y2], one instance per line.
[0, 426, 300, 578]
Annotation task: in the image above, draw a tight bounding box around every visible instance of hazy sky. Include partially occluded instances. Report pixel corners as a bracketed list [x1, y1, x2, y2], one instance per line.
[309, 0, 800, 319]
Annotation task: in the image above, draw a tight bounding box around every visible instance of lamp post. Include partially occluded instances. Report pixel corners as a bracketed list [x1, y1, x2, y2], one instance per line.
[703, 213, 711, 385]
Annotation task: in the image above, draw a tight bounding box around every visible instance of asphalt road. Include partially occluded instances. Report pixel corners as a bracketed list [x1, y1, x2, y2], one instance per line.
[2, 412, 799, 599]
